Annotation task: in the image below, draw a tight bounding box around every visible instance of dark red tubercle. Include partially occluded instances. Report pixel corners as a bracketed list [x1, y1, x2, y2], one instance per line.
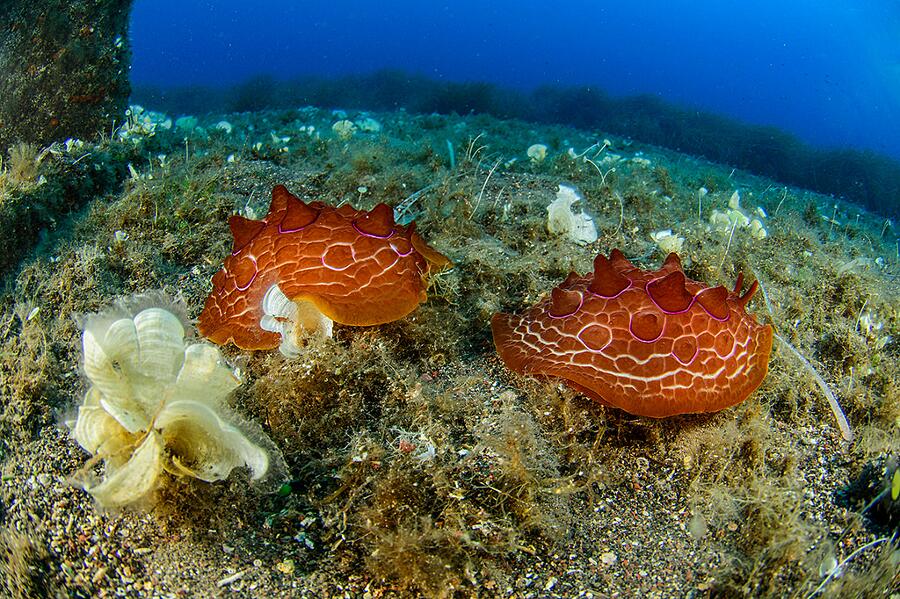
[661, 252, 682, 271]
[630, 310, 664, 342]
[589, 254, 630, 297]
[549, 287, 582, 318]
[354, 203, 395, 238]
[229, 216, 265, 254]
[278, 191, 319, 233]
[695, 286, 730, 320]
[647, 270, 694, 313]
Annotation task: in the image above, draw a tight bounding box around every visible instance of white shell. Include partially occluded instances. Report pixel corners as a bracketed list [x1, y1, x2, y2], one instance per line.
[174, 343, 240, 406]
[83, 315, 158, 433]
[82, 317, 137, 402]
[84, 431, 163, 507]
[72, 388, 133, 457]
[73, 299, 278, 508]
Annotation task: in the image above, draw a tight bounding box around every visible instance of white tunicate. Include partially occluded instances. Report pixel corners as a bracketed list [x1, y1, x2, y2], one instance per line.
[709, 190, 768, 240]
[527, 143, 548, 163]
[650, 229, 685, 254]
[331, 119, 357, 140]
[546, 184, 598, 245]
[355, 117, 382, 133]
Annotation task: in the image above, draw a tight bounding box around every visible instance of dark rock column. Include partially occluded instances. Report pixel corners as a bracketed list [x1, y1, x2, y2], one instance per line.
[0, 0, 134, 154]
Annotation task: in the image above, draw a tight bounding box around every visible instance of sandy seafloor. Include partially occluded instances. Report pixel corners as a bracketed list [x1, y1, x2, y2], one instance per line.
[0, 105, 898, 598]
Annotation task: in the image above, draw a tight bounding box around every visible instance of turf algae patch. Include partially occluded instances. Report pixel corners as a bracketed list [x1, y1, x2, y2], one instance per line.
[341, 386, 574, 597]
[251, 344, 573, 596]
[0, 148, 124, 280]
[678, 408, 819, 595]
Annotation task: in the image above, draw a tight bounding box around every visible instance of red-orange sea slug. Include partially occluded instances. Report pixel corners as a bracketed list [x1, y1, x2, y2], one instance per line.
[198, 185, 451, 355]
[491, 249, 774, 417]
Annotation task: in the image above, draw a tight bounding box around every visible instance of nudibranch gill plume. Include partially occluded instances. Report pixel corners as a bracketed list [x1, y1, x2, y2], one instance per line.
[198, 185, 451, 356]
[491, 249, 773, 417]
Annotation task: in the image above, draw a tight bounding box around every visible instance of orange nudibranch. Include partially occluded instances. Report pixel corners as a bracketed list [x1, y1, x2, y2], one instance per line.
[198, 185, 451, 356]
[492, 249, 773, 418]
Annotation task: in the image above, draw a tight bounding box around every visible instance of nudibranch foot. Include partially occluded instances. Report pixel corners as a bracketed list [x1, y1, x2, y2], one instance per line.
[260, 283, 334, 358]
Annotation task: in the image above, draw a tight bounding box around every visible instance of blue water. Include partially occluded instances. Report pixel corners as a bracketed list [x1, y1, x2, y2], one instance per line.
[131, 0, 900, 162]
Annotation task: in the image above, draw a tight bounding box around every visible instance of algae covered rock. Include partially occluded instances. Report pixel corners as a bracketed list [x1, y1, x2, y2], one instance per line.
[0, 0, 134, 154]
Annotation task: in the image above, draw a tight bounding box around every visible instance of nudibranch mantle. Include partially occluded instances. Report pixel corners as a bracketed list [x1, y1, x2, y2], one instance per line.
[198, 185, 450, 355]
[491, 249, 774, 417]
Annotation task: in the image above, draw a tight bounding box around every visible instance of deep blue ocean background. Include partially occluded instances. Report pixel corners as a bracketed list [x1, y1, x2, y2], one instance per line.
[131, 0, 900, 159]
[130, 0, 900, 215]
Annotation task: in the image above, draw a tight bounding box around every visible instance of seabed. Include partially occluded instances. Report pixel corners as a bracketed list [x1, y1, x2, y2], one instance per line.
[0, 106, 897, 597]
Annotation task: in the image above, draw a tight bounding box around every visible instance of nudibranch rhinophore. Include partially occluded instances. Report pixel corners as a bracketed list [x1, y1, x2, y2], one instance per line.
[198, 185, 451, 356]
[491, 249, 774, 418]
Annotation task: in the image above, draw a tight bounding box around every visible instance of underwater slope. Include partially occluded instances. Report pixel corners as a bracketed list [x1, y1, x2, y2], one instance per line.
[0, 105, 897, 597]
